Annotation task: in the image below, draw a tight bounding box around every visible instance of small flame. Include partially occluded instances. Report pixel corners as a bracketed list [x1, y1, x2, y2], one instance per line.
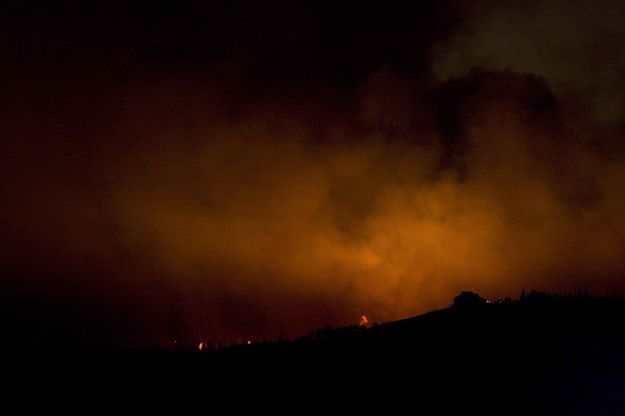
[247, 340, 252, 345]
[198, 342, 204, 351]
[359, 315, 369, 327]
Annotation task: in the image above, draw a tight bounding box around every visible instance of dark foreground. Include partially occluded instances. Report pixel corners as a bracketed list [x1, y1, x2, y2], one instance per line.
[5, 293, 625, 414]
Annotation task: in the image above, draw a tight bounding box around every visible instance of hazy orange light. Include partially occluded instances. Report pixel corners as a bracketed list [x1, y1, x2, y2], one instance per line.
[359, 315, 369, 327]
[247, 340, 252, 345]
[198, 341, 204, 351]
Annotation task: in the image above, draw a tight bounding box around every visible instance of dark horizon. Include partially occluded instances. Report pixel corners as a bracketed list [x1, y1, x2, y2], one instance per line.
[151, 287, 625, 351]
[2, 285, 621, 352]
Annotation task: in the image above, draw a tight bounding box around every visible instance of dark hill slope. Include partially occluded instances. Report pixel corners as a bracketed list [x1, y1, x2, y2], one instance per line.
[211, 296, 625, 412]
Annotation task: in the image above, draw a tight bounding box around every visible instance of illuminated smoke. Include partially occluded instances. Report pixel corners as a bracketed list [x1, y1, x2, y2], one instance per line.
[3, 1, 625, 347]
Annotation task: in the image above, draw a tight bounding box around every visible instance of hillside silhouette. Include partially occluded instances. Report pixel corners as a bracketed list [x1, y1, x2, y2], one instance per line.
[3, 290, 625, 413]
[203, 290, 625, 413]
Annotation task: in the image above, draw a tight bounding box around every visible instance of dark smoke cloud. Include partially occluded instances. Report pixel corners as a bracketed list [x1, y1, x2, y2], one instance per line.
[434, 0, 625, 123]
[2, 0, 625, 348]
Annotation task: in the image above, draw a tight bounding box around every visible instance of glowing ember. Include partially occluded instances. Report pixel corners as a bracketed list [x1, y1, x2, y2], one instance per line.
[247, 340, 252, 345]
[198, 342, 204, 351]
[359, 315, 369, 327]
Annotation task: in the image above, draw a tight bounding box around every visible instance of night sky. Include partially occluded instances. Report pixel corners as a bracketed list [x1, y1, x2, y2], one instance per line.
[3, 0, 625, 348]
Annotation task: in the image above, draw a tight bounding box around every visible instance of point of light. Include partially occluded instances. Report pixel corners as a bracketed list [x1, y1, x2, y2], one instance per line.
[247, 340, 251, 345]
[198, 342, 204, 351]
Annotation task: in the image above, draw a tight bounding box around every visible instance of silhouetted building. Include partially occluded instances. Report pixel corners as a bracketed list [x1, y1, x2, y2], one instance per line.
[453, 291, 486, 307]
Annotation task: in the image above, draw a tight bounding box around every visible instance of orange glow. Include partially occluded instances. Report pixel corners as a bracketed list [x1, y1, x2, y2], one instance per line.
[7, 0, 625, 353]
[12, 62, 625, 345]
